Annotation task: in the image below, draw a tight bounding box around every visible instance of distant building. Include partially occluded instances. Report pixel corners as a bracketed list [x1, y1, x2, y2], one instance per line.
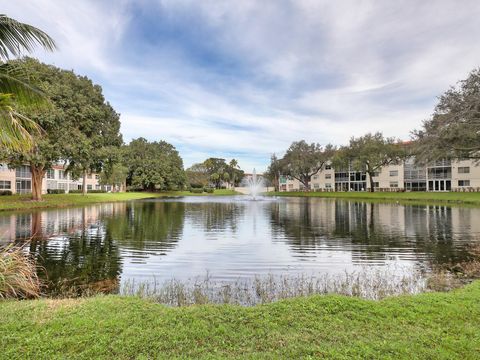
[0, 163, 109, 194]
[279, 158, 480, 192]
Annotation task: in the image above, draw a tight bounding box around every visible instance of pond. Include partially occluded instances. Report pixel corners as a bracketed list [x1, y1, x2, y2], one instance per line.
[1, 196, 479, 296]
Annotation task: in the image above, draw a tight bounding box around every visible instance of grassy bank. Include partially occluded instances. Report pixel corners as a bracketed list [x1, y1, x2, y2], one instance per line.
[0, 190, 239, 212]
[1, 282, 479, 359]
[269, 191, 480, 205]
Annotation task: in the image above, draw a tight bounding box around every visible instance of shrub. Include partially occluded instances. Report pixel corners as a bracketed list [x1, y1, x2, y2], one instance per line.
[68, 189, 82, 194]
[190, 188, 204, 193]
[88, 190, 106, 193]
[190, 183, 204, 189]
[0, 190, 12, 196]
[0, 245, 41, 299]
[47, 189, 66, 194]
[204, 188, 214, 193]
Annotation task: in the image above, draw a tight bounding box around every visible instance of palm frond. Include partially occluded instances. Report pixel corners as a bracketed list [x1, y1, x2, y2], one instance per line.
[0, 93, 42, 151]
[0, 14, 56, 60]
[0, 63, 46, 106]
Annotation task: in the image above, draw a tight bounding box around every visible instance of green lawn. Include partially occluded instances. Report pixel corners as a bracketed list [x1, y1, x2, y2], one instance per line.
[269, 191, 480, 205]
[0, 190, 239, 212]
[0, 282, 479, 359]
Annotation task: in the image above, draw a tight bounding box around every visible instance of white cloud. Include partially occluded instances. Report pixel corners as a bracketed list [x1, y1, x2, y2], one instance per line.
[3, 0, 480, 170]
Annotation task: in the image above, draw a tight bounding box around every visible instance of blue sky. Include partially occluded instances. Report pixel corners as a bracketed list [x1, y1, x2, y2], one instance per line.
[4, 0, 480, 171]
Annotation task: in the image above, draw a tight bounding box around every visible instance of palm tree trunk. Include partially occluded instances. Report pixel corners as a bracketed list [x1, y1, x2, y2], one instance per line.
[30, 164, 45, 201]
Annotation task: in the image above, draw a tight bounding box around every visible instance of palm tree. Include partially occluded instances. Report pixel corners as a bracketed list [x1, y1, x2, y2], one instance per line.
[229, 159, 239, 187]
[0, 14, 56, 150]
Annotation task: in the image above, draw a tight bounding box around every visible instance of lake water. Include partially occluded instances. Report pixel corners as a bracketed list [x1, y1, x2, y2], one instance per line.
[1, 196, 479, 294]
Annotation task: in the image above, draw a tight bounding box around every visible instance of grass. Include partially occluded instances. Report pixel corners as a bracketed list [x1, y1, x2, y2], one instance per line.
[269, 190, 480, 205]
[0, 189, 239, 212]
[0, 282, 478, 359]
[0, 244, 40, 299]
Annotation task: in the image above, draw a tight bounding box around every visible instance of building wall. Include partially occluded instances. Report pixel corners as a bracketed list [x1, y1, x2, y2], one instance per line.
[279, 158, 480, 192]
[0, 163, 103, 194]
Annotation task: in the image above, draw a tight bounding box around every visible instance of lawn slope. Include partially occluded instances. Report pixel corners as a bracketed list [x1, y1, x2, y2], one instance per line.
[1, 282, 479, 359]
[0, 190, 239, 211]
[270, 191, 480, 205]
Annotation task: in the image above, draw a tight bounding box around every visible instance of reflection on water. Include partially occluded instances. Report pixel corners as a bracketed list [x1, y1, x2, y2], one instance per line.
[0, 196, 479, 294]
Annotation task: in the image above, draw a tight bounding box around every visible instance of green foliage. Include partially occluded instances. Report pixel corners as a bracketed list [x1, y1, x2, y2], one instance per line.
[279, 140, 336, 188]
[204, 187, 214, 193]
[190, 188, 204, 193]
[414, 68, 480, 162]
[188, 158, 244, 189]
[335, 132, 405, 192]
[124, 138, 186, 191]
[266, 153, 282, 191]
[0, 15, 56, 152]
[46, 189, 65, 194]
[1, 58, 122, 200]
[87, 190, 106, 193]
[1, 282, 479, 358]
[0, 190, 12, 195]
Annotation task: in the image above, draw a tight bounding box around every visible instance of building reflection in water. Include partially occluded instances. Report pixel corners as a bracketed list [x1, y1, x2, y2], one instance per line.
[0, 198, 479, 294]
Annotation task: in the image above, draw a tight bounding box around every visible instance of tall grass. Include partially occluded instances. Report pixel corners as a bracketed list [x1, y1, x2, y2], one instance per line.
[0, 244, 41, 299]
[121, 268, 428, 306]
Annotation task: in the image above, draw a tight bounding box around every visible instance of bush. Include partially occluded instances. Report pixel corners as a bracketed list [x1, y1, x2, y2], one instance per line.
[190, 183, 204, 189]
[0, 190, 12, 196]
[190, 188, 204, 193]
[0, 245, 41, 299]
[47, 189, 66, 194]
[204, 188, 214, 193]
[87, 190, 106, 193]
[68, 189, 82, 194]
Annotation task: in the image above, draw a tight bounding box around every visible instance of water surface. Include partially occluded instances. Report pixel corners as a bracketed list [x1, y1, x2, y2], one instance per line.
[1, 196, 479, 293]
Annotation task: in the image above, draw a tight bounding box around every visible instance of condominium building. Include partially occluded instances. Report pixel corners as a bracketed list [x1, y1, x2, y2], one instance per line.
[279, 158, 480, 192]
[0, 163, 106, 194]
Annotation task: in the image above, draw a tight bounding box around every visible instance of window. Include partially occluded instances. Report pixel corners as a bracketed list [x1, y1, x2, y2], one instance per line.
[58, 183, 67, 190]
[373, 171, 380, 177]
[458, 167, 470, 174]
[313, 183, 319, 189]
[458, 180, 470, 187]
[77, 185, 83, 190]
[325, 183, 332, 188]
[95, 174, 100, 180]
[325, 165, 332, 170]
[288, 184, 293, 189]
[373, 182, 379, 188]
[0, 180, 11, 189]
[16, 179, 31, 194]
[87, 185, 93, 190]
[16, 166, 31, 178]
[58, 170, 67, 180]
[46, 169, 55, 179]
[325, 174, 332, 179]
[312, 175, 318, 180]
[390, 181, 399, 188]
[389, 170, 398, 177]
[0, 164, 9, 172]
[95, 184, 101, 190]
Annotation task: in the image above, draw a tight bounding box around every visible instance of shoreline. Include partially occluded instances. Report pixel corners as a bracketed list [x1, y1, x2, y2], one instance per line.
[267, 191, 480, 206]
[0, 190, 240, 212]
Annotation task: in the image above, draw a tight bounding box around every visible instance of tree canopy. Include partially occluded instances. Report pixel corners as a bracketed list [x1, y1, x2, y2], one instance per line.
[123, 138, 185, 191]
[186, 158, 244, 189]
[279, 140, 335, 189]
[1, 58, 122, 200]
[414, 68, 480, 162]
[335, 132, 404, 192]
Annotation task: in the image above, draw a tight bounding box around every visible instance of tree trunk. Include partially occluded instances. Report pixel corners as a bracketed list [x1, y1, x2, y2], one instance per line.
[82, 170, 87, 195]
[368, 171, 375, 192]
[30, 164, 45, 201]
[31, 212, 43, 240]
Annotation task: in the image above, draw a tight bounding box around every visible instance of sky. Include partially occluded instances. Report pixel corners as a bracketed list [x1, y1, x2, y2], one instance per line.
[3, 0, 480, 172]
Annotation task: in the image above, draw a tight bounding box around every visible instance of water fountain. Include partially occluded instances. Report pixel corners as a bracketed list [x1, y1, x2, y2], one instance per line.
[244, 169, 265, 200]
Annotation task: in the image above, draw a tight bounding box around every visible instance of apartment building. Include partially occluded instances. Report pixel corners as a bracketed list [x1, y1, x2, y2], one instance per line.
[0, 163, 105, 194]
[279, 158, 480, 192]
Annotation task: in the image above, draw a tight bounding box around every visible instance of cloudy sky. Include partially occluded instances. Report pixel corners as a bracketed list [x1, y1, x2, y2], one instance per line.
[3, 1, 480, 171]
